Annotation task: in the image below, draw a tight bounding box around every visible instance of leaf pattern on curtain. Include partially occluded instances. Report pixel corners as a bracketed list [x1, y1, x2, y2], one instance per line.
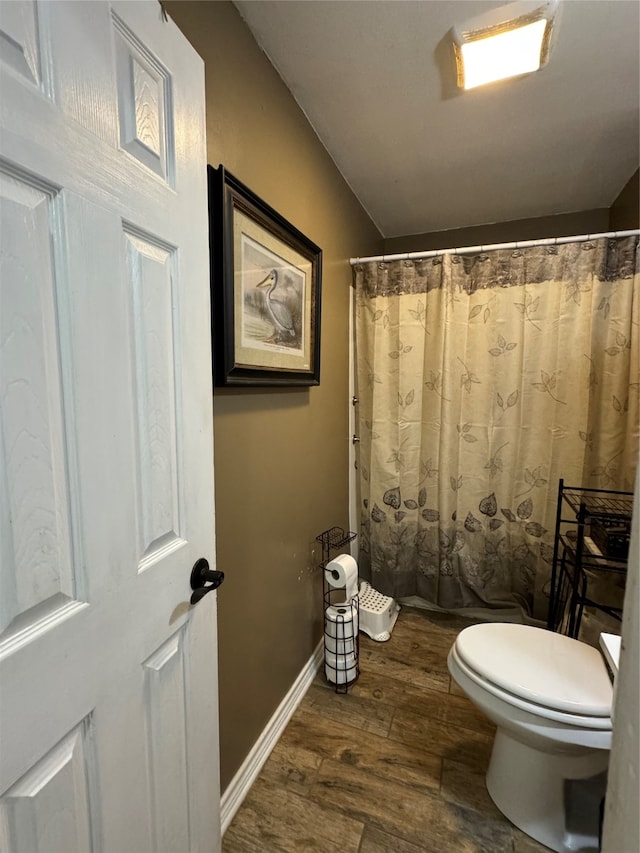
[353, 238, 639, 619]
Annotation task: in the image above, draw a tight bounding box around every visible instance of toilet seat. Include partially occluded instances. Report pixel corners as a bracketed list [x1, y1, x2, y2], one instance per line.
[453, 624, 612, 728]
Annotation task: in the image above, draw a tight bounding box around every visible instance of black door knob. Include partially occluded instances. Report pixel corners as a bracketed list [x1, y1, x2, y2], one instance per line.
[190, 558, 224, 604]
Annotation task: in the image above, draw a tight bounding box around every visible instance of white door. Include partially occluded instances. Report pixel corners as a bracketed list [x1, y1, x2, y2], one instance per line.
[0, 2, 220, 851]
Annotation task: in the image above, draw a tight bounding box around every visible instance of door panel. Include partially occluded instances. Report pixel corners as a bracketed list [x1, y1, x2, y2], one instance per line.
[114, 12, 173, 181]
[0, 0, 42, 87]
[0, 3, 220, 851]
[2, 722, 97, 853]
[125, 228, 184, 565]
[0, 170, 78, 642]
[143, 628, 191, 852]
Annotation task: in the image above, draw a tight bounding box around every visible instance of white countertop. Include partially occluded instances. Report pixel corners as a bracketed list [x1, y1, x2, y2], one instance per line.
[600, 632, 622, 679]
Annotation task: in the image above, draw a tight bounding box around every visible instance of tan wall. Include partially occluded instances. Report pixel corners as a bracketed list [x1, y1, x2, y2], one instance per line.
[164, 1, 382, 791]
[383, 208, 611, 255]
[383, 167, 639, 256]
[609, 168, 640, 230]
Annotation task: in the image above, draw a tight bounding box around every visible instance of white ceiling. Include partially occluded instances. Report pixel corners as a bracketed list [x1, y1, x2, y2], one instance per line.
[234, 0, 640, 238]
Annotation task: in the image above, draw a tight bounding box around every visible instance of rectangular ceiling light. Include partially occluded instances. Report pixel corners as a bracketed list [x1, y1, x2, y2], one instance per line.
[453, 1, 557, 90]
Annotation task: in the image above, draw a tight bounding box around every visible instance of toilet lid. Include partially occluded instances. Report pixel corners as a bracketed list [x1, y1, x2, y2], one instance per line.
[455, 623, 612, 717]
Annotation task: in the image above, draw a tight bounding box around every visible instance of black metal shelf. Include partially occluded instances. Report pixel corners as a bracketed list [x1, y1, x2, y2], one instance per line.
[558, 533, 627, 575]
[560, 487, 633, 521]
[548, 479, 632, 639]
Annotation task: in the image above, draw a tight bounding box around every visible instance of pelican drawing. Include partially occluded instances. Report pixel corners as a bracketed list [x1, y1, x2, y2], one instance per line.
[256, 269, 296, 341]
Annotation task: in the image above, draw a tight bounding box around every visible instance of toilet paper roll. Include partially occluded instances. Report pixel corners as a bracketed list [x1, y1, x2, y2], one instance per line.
[324, 603, 358, 655]
[324, 650, 358, 685]
[324, 554, 358, 602]
[325, 602, 359, 634]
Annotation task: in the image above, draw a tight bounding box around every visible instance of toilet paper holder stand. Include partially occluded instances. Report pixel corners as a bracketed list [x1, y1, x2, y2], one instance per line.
[316, 526, 359, 694]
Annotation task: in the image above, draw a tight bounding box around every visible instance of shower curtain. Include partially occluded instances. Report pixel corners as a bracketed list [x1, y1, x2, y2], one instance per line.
[353, 237, 639, 620]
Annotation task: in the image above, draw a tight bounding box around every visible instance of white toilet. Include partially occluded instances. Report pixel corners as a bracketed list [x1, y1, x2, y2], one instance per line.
[448, 623, 613, 853]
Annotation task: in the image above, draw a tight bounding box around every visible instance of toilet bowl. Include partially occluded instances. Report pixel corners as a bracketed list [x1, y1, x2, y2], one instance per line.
[448, 623, 613, 853]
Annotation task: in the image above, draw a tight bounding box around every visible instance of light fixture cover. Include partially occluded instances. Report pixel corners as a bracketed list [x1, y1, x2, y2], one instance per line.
[453, 0, 557, 90]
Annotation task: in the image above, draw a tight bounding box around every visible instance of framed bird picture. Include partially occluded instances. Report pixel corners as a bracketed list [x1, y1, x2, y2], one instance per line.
[208, 165, 322, 386]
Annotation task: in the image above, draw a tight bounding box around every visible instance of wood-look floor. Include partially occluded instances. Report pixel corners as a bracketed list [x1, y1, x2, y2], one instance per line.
[222, 607, 549, 853]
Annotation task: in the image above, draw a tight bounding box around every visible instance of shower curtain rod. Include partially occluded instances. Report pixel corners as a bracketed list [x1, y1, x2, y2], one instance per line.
[349, 228, 640, 265]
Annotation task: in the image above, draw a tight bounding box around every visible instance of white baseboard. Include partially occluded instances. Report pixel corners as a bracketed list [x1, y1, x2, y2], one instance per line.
[220, 639, 324, 835]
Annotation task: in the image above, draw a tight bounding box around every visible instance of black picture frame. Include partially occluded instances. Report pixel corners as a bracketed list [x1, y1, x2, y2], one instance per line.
[208, 165, 322, 386]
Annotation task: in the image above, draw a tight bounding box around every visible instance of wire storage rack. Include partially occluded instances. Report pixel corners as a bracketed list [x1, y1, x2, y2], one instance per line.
[548, 480, 633, 639]
[316, 526, 359, 693]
